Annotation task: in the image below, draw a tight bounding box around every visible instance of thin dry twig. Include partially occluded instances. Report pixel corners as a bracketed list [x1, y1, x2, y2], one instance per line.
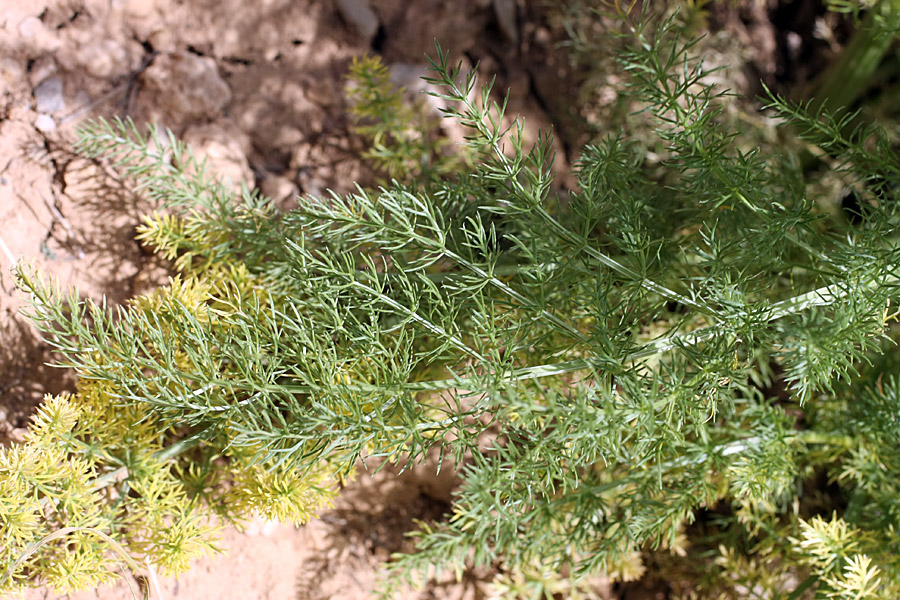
[0, 235, 15, 267]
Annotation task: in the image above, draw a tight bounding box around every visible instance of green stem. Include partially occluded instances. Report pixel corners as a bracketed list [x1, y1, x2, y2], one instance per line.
[151, 272, 889, 406]
[435, 59, 713, 317]
[533, 205, 714, 315]
[795, 430, 855, 448]
[441, 247, 590, 344]
[348, 278, 485, 362]
[799, 0, 899, 170]
[90, 432, 204, 492]
[810, 0, 900, 118]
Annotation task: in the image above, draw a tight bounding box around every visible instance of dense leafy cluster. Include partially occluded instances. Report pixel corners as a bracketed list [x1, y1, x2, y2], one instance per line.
[3, 256, 337, 593]
[7, 9, 900, 599]
[346, 54, 471, 181]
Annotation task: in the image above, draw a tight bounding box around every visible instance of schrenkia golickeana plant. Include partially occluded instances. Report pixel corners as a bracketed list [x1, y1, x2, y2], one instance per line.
[7, 9, 900, 599]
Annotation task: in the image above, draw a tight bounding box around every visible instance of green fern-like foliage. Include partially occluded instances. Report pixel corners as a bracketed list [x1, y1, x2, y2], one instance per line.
[10, 9, 900, 599]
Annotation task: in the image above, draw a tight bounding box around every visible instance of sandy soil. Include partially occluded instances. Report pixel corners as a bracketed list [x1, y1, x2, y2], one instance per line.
[0, 0, 849, 598]
[20, 462, 468, 600]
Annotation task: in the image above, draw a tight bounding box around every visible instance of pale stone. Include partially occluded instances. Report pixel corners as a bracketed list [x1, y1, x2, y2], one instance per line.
[33, 76, 64, 114]
[183, 122, 253, 189]
[263, 46, 279, 62]
[16, 15, 40, 38]
[141, 52, 232, 122]
[0, 57, 25, 91]
[0, 2, 49, 26]
[27, 55, 57, 87]
[493, 0, 518, 44]
[260, 174, 298, 205]
[34, 113, 56, 132]
[76, 40, 131, 79]
[304, 76, 337, 107]
[16, 15, 61, 53]
[8, 428, 26, 444]
[335, 0, 379, 43]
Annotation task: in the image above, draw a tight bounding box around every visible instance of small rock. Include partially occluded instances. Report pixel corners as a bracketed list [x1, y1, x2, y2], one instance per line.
[8, 428, 27, 444]
[140, 52, 231, 123]
[260, 174, 298, 206]
[0, 57, 25, 91]
[291, 143, 324, 196]
[35, 114, 56, 132]
[389, 63, 444, 113]
[336, 0, 380, 44]
[1, 2, 49, 24]
[492, 0, 518, 45]
[33, 76, 65, 114]
[71, 40, 133, 79]
[183, 122, 253, 189]
[389, 62, 468, 145]
[17, 15, 41, 38]
[27, 56, 57, 88]
[263, 46, 280, 62]
[111, 0, 157, 18]
[17, 15, 62, 54]
[304, 76, 337, 108]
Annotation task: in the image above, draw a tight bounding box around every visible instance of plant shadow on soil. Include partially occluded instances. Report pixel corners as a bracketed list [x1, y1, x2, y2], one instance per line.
[294, 464, 477, 600]
[0, 146, 166, 442]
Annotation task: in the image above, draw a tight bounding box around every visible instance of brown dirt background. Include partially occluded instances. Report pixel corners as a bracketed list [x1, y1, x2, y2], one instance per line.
[0, 0, 850, 598]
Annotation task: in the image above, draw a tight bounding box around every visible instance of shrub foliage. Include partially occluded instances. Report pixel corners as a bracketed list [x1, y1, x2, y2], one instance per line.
[5, 11, 900, 599]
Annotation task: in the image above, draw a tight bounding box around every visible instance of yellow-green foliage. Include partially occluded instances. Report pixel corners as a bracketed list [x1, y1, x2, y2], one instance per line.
[3, 261, 338, 594]
[0, 385, 200, 595]
[5, 114, 362, 592]
[347, 54, 470, 182]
